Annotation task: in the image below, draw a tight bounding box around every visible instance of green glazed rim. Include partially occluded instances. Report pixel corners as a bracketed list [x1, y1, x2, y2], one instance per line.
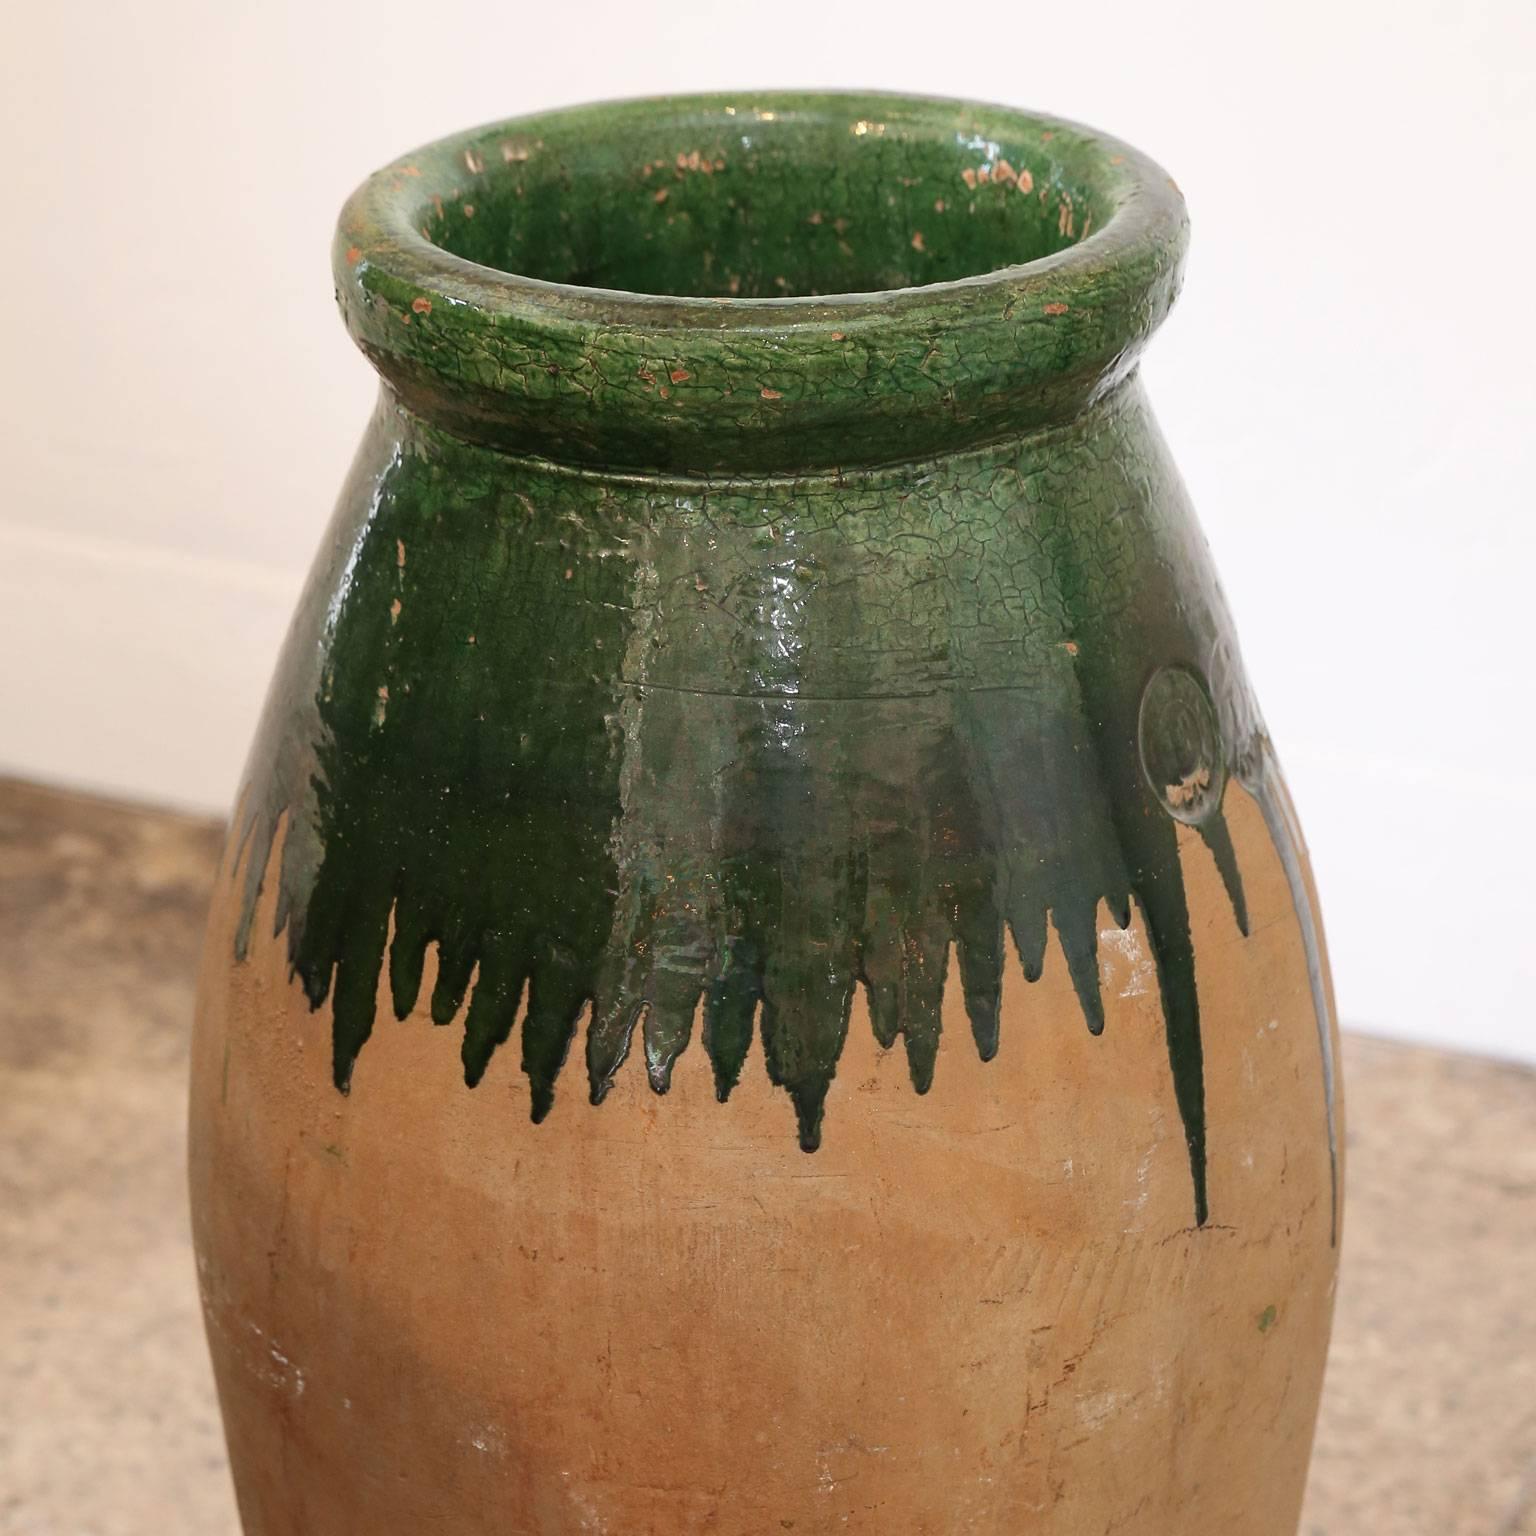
[335, 92, 1188, 472]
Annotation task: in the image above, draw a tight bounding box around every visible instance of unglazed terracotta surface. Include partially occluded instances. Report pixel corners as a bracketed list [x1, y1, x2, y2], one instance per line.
[190, 92, 1342, 1534]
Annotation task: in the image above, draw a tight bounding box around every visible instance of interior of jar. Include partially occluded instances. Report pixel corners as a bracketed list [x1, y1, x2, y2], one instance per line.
[422, 108, 1113, 300]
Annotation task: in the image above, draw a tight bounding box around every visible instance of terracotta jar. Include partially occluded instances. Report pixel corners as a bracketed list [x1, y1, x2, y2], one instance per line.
[190, 92, 1341, 1535]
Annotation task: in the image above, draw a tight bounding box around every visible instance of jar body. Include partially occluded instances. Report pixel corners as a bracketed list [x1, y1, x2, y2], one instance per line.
[190, 378, 1339, 1534]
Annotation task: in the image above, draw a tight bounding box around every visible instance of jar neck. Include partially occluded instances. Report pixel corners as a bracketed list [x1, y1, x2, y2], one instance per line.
[335, 93, 1188, 476]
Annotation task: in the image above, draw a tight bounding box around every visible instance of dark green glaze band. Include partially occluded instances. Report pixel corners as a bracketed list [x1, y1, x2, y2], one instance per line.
[333, 93, 1186, 472]
[232, 93, 1336, 1234]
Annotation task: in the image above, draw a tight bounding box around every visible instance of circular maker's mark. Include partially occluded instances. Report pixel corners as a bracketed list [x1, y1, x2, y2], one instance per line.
[1138, 666, 1226, 825]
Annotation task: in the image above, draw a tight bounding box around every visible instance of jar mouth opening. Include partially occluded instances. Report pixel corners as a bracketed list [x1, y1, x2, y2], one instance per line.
[335, 93, 1188, 472]
[409, 103, 1112, 304]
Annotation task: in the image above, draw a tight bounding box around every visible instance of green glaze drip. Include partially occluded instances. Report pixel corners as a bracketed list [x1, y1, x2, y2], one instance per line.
[235, 382, 1263, 1223]
[228, 94, 1339, 1233]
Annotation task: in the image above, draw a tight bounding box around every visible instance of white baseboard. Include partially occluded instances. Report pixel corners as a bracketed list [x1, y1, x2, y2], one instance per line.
[0, 522, 301, 816]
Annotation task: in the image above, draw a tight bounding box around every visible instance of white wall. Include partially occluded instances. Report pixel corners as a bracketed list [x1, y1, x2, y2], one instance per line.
[3, 1, 1532, 1062]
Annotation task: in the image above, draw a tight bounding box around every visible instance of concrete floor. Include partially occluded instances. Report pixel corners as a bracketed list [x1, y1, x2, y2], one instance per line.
[1, 775, 1532, 1535]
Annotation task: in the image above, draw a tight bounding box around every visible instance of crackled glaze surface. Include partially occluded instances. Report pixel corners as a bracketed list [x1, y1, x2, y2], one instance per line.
[191, 92, 1341, 1535]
